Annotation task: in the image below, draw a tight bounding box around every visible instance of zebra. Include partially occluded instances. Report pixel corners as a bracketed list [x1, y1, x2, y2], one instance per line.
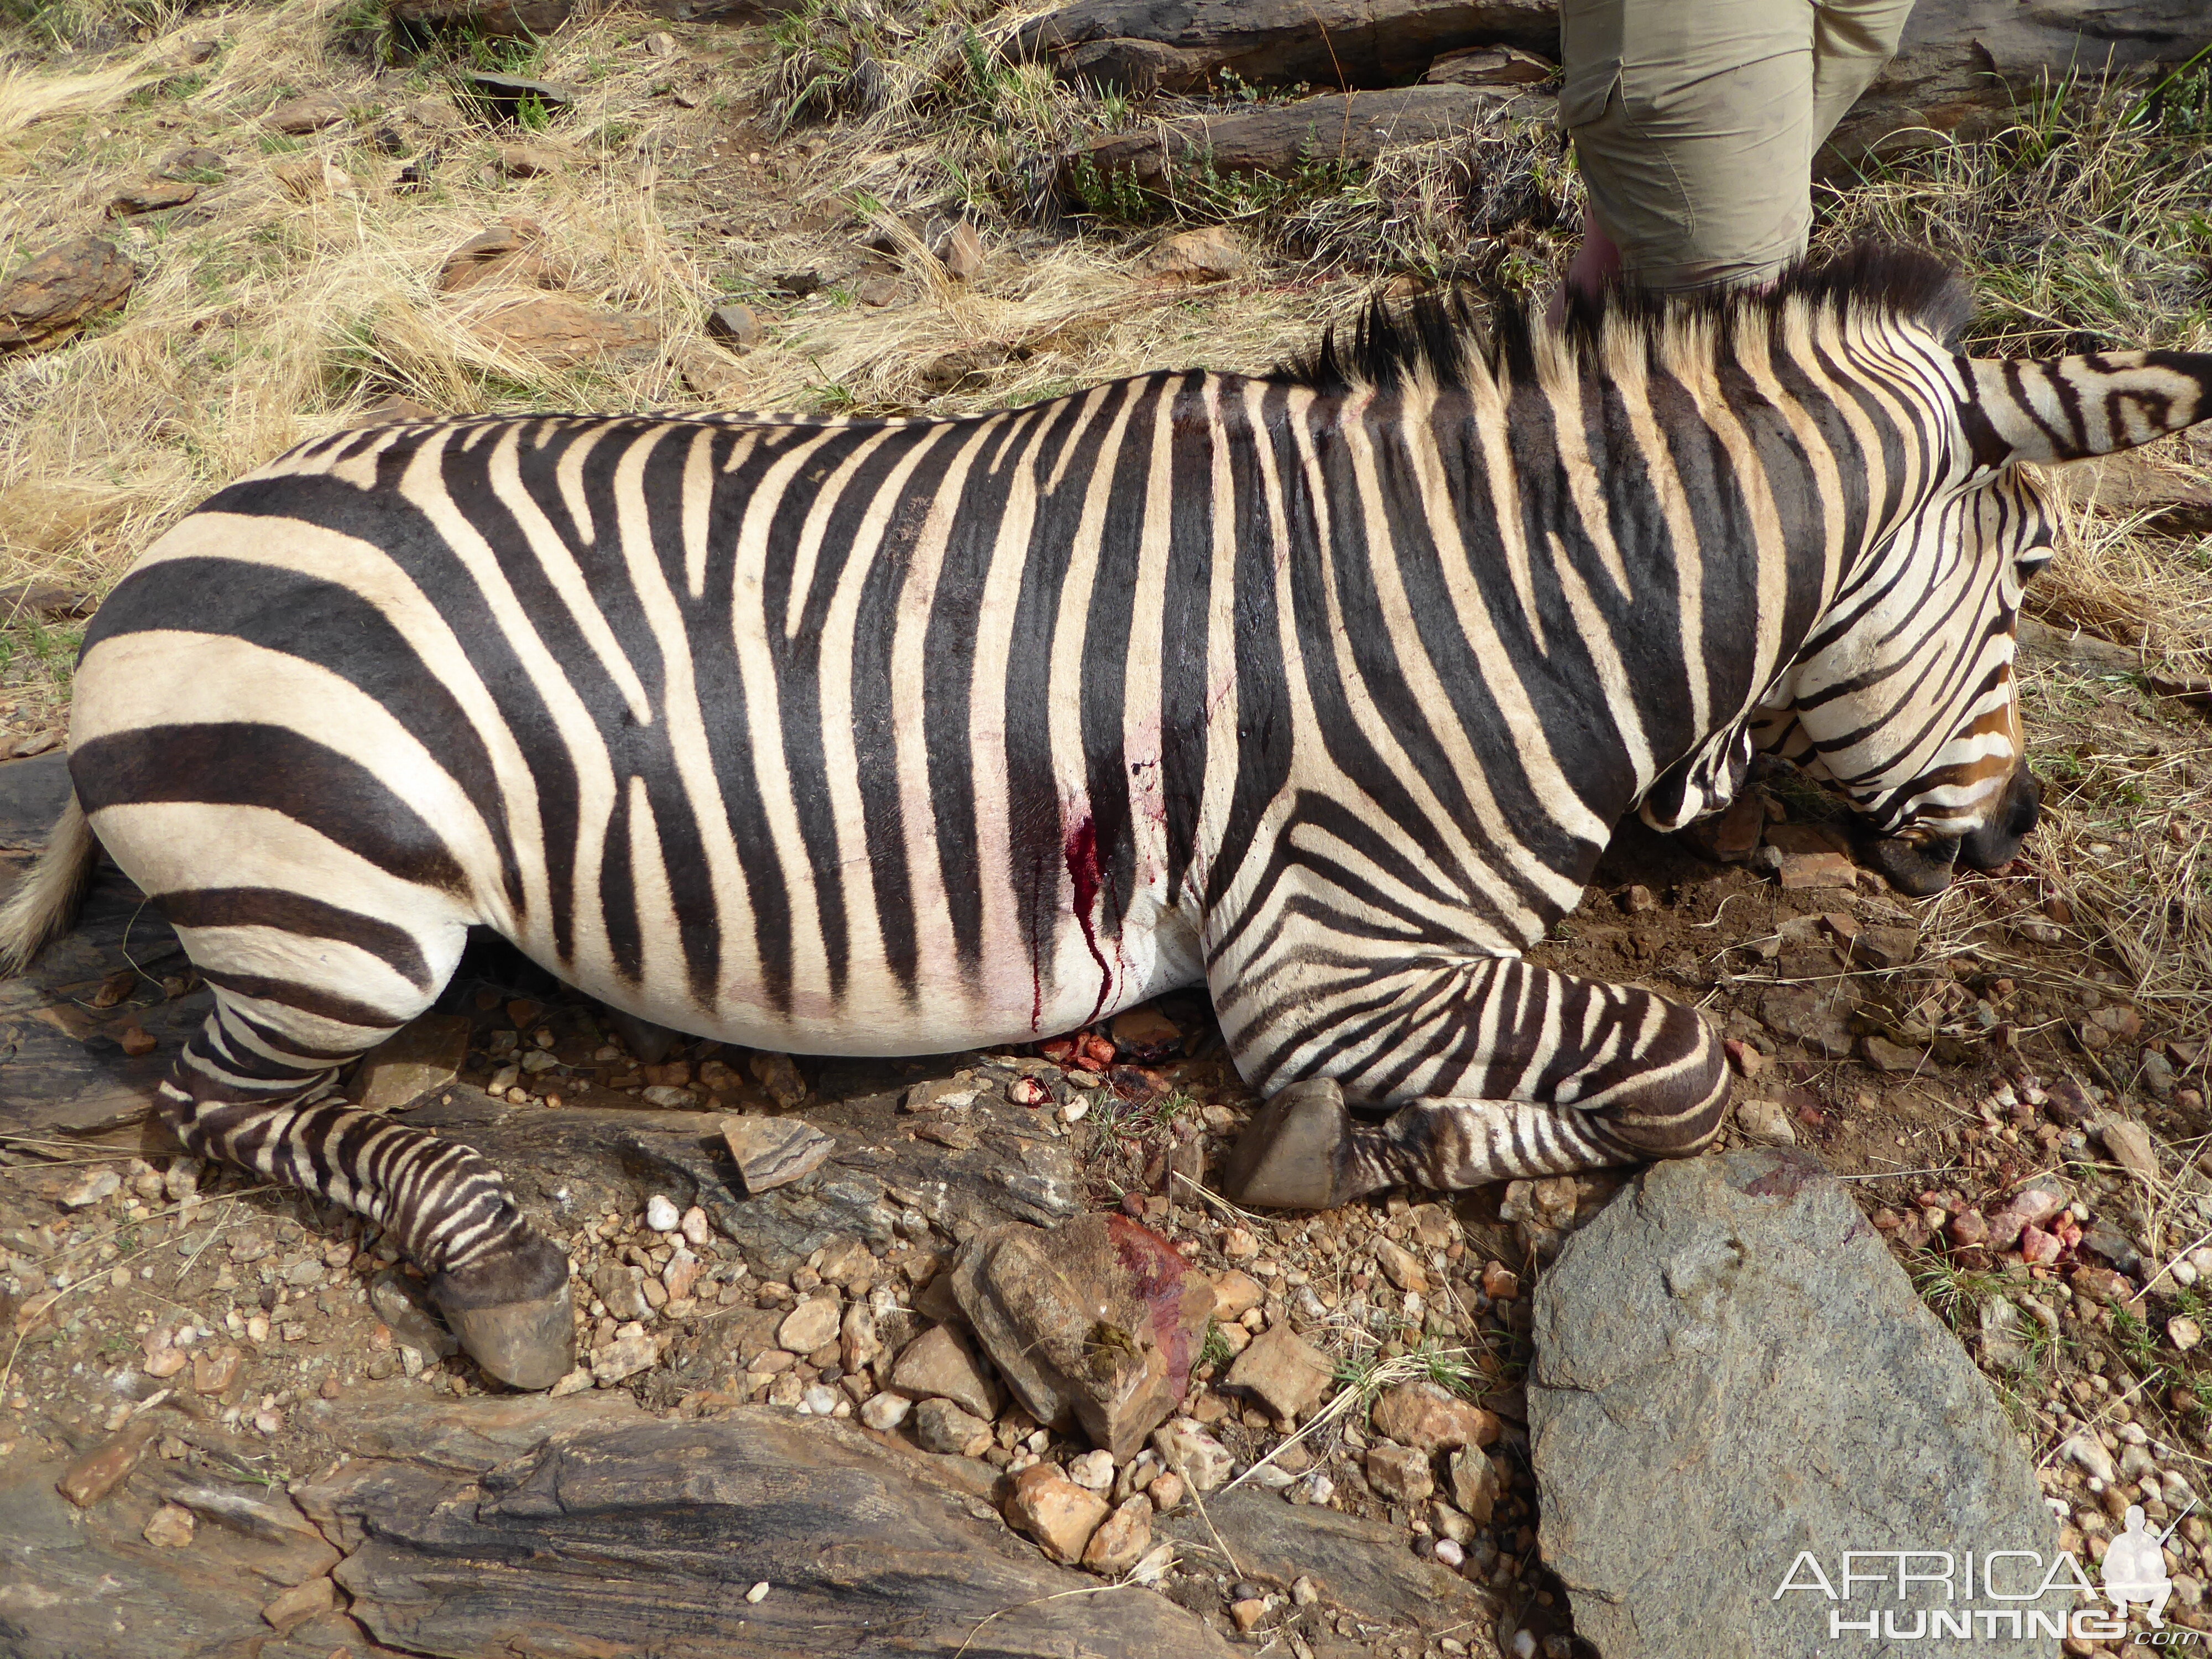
[3, 245, 2206, 1390]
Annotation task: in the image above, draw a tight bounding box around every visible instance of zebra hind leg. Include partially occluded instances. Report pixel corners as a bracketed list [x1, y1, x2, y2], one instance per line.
[160, 986, 576, 1390]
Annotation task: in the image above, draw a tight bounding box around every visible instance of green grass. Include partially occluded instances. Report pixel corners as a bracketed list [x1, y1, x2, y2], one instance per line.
[1332, 1338, 1483, 1402]
[1198, 1319, 1233, 1372]
[0, 621, 84, 695]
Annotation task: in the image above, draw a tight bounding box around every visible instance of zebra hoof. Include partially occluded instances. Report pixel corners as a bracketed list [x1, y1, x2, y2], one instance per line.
[430, 1234, 576, 1391]
[1222, 1078, 1353, 1211]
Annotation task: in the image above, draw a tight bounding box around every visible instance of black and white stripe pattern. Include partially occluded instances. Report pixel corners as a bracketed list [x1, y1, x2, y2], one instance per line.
[6, 244, 2208, 1385]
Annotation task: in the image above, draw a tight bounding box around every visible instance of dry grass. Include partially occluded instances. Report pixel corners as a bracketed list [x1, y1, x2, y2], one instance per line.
[0, 0, 1400, 603]
[1813, 70, 2212, 357]
[2033, 482, 2212, 677]
[1, 3, 696, 589]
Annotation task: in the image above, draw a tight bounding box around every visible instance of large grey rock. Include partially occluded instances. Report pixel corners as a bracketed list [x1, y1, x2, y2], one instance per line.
[1529, 1149, 2063, 1659]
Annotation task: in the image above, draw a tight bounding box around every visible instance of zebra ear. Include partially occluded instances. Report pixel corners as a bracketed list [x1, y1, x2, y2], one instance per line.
[1962, 352, 2212, 467]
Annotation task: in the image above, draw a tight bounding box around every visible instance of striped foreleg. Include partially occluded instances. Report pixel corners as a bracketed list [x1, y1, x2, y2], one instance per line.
[1219, 956, 1730, 1209]
[158, 984, 575, 1390]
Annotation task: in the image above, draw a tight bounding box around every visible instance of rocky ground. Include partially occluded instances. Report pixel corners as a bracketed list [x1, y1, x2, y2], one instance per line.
[6, 1, 2212, 1655]
[5, 603, 2211, 1656]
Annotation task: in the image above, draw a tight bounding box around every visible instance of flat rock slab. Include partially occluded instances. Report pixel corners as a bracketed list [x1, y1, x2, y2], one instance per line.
[1, 758, 209, 1140]
[1529, 1148, 2063, 1658]
[5, 1391, 1225, 1659]
[0, 750, 71, 849]
[0, 1457, 296, 1659]
[407, 1079, 1079, 1277]
[306, 1401, 1232, 1658]
[1162, 1488, 1488, 1631]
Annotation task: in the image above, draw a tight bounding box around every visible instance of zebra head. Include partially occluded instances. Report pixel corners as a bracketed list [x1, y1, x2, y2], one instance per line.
[1762, 347, 2212, 896]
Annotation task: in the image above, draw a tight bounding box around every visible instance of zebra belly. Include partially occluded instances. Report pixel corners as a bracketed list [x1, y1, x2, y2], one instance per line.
[503, 888, 1208, 1057]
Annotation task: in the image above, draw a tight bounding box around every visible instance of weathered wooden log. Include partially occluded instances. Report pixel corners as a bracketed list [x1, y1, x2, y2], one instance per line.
[1015, 0, 1558, 92]
[1062, 84, 1519, 199]
[385, 0, 794, 38]
[1824, 0, 2212, 171]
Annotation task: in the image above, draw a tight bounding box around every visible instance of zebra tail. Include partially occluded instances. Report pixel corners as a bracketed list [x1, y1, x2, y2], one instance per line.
[0, 789, 96, 975]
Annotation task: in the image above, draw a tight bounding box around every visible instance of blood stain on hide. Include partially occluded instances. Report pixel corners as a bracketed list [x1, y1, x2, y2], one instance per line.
[1065, 812, 1114, 1024]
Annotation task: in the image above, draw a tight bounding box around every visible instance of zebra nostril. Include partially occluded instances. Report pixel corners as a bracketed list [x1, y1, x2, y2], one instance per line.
[1955, 768, 2041, 873]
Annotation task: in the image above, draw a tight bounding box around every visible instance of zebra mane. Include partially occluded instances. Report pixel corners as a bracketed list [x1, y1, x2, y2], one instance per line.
[1279, 243, 1975, 395]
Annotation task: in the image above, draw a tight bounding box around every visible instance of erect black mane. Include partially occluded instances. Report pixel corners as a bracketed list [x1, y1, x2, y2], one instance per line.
[1276, 242, 1976, 395]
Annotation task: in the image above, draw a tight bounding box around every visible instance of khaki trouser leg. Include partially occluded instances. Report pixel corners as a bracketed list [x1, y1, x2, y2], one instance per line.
[1559, 0, 1916, 295]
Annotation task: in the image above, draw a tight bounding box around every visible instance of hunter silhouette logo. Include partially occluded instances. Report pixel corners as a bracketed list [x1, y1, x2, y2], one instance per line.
[2103, 1505, 2178, 1627]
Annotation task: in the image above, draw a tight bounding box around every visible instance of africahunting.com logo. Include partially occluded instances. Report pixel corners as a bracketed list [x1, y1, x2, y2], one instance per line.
[1775, 1513, 2199, 1648]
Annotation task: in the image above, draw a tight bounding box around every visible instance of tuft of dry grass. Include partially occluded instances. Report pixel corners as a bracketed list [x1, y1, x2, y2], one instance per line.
[2032, 478, 2212, 677]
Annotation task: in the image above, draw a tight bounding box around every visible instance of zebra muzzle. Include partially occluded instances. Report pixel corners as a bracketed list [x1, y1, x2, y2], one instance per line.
[1860, 832, 1962, 897]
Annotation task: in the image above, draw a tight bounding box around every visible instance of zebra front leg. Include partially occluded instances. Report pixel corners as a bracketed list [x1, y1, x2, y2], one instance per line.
[1218, 956, 1730, 1209]
[160, 987, 576, 1390]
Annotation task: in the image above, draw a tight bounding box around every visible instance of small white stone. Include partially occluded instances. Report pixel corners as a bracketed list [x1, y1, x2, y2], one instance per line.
[1066, 1449, 1115, 1490]
[1434, 1537, 1465, 1568]
[680, 1205, 712, 1246]
[2174, 1261, 2199, 1288]
[2062, 1433, 2117, 1484]
[1302, 1473, 1334, 1505]
[860, 1391, 912, 1431]
[745, 1582, 770, 1604]
[800, 1385, 838, 1416]
[61, 1170, 122, 1209]
[2172, 1315, 2204, 1352]
[645, 1194, 681, 1232]
[1062, 1098, 1090, 1124]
